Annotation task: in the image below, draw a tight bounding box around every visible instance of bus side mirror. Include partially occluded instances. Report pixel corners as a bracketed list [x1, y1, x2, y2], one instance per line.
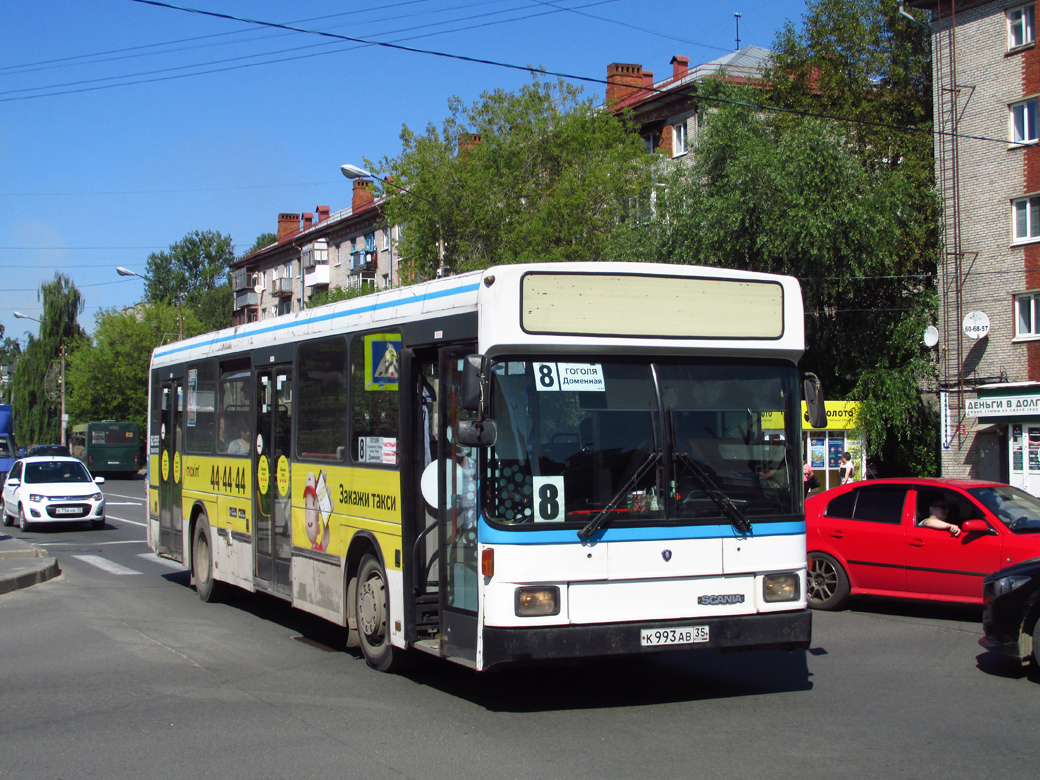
[460, 354, 489, 413]
[804, 373, 827, 429]
[456, 418, 497, 447]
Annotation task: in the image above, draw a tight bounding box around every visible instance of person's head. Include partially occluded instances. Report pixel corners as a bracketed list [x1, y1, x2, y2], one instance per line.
[929, 497, 950, 518]
[842, 452, 851, 462]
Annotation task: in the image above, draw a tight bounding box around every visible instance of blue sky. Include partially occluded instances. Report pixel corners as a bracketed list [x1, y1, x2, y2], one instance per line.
[0, 0, 808, 343]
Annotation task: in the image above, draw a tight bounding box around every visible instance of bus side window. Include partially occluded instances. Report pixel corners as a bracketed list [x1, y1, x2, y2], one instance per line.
[350, 332, 401, 466]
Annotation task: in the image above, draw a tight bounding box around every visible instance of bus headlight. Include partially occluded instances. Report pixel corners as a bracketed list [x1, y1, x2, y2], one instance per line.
[763, 573, 800, 603]
[515, 586, 560, 617]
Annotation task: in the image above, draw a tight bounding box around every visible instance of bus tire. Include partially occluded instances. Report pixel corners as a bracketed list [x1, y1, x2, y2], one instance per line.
[355, 553, 407, 672]
[807, 552, 850, 611]
[193, 519, 222, 603]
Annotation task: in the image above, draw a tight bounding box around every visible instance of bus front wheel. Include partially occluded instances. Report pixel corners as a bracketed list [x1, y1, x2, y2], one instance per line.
[193, 519, 222, 603]
[354, 554, 407, 672]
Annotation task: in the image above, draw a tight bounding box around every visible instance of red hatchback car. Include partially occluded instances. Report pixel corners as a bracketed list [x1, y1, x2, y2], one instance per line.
[805, 478, 1040, 609]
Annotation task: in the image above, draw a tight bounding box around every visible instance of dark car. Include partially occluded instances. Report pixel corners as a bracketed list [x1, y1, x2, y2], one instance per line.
[26, 444, 71, 457]
[979, 557, 1040, 668]
[806, 478, 1040, 610]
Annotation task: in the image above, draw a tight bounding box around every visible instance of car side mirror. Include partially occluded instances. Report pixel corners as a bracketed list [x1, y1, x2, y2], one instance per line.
[94, 476, 106, 485]
[961, 519, 991, 534]
[6, 478, 19, 488]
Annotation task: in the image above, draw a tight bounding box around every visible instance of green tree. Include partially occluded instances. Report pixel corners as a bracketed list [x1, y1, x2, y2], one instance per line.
[245, 232, 277, 255]
[66, 304, 204, 431]
[307, 283, 375, 308]
[766, 0, 937, 476]
[370, 74, 655, 279]
[11, 273, 86, 445]
[0, 328, 21, 403]
[620, 81, 938, 476]
[144, 230, 235, 333]
[767, 0, 935, 277]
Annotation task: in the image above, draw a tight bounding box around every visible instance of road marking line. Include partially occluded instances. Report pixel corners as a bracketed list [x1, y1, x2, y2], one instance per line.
[105, 502, 140, 506]
[103, 493, 147, 501]
[39, 539, 146, 547]
[72, 555, 141, 575]
[106, 515, 146, 527]
[138, 553, 186, 570]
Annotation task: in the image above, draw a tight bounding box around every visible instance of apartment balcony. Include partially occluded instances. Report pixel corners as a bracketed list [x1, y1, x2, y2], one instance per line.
[304, 263, 329, 288]
[234, 288, 259, 309]
[270, 277, 293, 297]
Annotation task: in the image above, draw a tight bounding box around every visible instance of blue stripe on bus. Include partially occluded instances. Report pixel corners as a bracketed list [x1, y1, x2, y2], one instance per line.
[478, 520, 806, 544]
[154, 282, 483, 359]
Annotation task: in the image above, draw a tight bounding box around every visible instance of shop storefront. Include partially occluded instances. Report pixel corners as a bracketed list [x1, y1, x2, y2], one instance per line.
[964, 383, 1040, 498]
[803, 401, 865, 493]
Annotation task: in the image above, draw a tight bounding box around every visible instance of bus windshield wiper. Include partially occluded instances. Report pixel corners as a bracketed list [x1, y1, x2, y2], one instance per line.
[577, 451, 662, 540]
[674, 452, 752, 535]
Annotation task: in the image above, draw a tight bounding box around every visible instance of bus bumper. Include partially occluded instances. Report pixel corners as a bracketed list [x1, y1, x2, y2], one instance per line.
[481, 609, 811, 670]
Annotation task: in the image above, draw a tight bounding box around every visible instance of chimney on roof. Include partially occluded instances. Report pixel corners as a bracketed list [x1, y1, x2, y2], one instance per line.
[302, 212, 314, 229]
[316, 205, 330, 223]
[606, 63, 643, 104]
[458, 133, 483, 154]
[642, 70, 655, 89]
[277, 213, 300, 239]
[352, 179, 374, 211]
[671, 56, 690, 80]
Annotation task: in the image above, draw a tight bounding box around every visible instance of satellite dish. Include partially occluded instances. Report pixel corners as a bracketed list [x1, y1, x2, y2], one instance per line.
[254, 285, 263, 295]
[963, 311, 990, 340]
[923, 325, 939, 348]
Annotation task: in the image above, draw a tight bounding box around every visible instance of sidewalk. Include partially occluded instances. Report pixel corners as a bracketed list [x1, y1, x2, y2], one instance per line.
[0, 532, 60, 595]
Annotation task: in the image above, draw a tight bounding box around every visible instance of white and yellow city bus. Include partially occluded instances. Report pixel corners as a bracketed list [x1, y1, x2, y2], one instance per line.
[147, 262, 825, 672]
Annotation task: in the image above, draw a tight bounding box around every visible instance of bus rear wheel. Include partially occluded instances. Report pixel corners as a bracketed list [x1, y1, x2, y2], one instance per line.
[193, 519, 222, 603]
[355, 554, 408, 672]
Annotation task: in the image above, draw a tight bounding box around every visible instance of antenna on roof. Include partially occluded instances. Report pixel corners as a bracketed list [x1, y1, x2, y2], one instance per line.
[734, 12, 742, 51]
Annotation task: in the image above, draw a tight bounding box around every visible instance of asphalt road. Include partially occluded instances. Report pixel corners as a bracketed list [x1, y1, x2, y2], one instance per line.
[0, 476, 1037, 780]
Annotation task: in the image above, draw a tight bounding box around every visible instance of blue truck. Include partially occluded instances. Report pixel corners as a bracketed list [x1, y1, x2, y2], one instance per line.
[0, 404, 19, 487]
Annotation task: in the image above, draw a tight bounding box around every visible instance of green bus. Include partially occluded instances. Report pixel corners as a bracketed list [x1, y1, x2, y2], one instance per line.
[70, 421, 142, 478]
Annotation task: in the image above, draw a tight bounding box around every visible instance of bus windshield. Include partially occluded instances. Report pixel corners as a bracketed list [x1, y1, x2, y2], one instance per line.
[485, 359, 801, 528]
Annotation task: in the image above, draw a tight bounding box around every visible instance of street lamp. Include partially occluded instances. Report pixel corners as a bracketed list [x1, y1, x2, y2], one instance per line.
[117, 266, 183, 339]
[13, 311, 67, 447]
[340, 163, 447, 277]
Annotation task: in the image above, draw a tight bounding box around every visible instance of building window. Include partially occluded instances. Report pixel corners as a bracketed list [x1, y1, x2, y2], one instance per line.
[1017, 291, 1040, 337]
[365, 232, 376, 252]
[382, 229, 390, 251]
[1014, 195, 1040, 242]
[1009, 4, 1036, 49]
[672, 122, 688, 157]
[1012, 99, 1039, 144]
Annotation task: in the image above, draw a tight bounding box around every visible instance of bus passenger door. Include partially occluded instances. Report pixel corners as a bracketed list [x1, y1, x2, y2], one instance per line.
[254, 366, 293, 596]
[158, 380, 183, 558]
[439, 348, 479, 663]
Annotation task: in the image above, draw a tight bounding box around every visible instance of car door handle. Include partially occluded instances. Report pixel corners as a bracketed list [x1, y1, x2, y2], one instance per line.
[828, 530, 844, 539]
[909, 538, 925, 547]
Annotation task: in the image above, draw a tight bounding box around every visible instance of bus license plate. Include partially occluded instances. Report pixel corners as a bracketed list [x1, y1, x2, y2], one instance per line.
[640, 626, 709, 647]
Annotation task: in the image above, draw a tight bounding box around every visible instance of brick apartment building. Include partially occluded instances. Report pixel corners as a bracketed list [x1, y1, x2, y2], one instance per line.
[913, 0, 1040, 495]
[229, 178, 399, 326]
[603, 46, 772, 159]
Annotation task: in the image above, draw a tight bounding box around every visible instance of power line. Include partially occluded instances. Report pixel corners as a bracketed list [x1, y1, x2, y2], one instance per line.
[123, 1, 1013, 150]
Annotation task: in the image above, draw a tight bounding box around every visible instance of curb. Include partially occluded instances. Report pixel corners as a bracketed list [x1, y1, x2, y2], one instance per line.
[0, 534, 61, 595]
[0, 556, 60, 595]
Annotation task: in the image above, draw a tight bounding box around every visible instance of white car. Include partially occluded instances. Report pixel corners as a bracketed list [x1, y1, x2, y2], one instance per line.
[2, 456, 106, 531]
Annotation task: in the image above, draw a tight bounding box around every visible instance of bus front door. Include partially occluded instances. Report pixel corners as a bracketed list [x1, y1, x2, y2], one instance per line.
[438, 348, 479, 663]
[158, 380, 183, 559]
[253, 366, 293, 596]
